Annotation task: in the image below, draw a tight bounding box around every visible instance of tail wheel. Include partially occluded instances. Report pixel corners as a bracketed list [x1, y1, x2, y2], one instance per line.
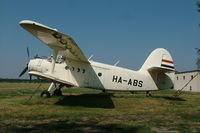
[146, 91, 152, 97]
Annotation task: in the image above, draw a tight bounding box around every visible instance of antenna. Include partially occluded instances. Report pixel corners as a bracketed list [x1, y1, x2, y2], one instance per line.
[88, 54, 94, 60]
[114, 60, 120, 66]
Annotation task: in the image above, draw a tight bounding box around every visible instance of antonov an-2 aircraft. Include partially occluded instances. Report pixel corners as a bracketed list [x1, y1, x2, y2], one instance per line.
[19, 20, 175, 97]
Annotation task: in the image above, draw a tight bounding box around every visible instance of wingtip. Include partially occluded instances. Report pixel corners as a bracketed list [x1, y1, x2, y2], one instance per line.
[19, 20, 58, 31]
[19, 20, 36, 25]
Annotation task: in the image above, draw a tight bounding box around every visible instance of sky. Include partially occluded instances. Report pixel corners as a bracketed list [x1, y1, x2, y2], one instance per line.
[0, 0, 200, 79]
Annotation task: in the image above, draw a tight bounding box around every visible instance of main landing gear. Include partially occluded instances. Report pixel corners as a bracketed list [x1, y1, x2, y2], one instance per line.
[41, 90, 51, 98]
[41, 82, 64, 98]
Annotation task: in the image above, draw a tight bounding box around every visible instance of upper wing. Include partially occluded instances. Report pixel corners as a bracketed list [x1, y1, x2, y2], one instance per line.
[19, 20, 89, 63]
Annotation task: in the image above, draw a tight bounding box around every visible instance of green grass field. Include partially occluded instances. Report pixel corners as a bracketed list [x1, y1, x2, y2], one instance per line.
[0, 82, 199, 133]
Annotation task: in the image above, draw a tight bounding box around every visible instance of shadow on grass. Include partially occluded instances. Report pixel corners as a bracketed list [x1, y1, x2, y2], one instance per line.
[55, 93, 115, 109]
[3, 120, 152, 133]
[152, 96, 186, 101]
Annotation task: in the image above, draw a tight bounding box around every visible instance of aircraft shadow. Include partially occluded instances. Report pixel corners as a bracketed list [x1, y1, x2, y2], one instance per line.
[6, 120, 141, 133]
[152, 96, 186, 101]
[55, 93, 115, 109]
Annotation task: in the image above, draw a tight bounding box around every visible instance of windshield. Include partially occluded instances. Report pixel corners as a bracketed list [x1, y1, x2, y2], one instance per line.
[47, 55, 65, 64]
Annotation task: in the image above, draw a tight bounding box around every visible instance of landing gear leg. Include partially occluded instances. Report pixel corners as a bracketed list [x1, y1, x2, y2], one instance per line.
[41, 82, 56, 98]
[146, 91, 152, 97]
[131, 91, 135, 94]
[41, 82, 64, 98]
[53, 84, 64, 96]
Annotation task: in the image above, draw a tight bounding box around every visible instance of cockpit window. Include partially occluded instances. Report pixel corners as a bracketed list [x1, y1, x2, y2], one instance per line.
[47, 55, 65, 64]
[56, 55, 65, 63]
[47, 56, 52, 62]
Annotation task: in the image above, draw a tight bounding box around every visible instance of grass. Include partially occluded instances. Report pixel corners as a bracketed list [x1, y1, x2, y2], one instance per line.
[0, 82, 200, 133]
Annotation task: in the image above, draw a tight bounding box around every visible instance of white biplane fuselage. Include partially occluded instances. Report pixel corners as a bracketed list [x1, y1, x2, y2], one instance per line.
[19, 20, 175, 97]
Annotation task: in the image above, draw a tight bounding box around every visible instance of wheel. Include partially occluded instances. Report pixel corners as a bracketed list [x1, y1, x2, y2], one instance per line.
[41, 90, 51, 98]
[53, 89, 62, 96]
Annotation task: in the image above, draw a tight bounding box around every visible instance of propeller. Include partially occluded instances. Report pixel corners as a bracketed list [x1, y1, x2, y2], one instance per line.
[27, 47, 30, 60]
[19, 47, 52, 79]
[19, 47, 31, 78]
[19, 65, 28, 77]
[29, 75, 32, 80]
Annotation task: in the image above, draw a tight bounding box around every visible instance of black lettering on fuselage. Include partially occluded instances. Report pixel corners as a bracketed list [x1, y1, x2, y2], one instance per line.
[112, 75, 143, 87]
[138, 81, 143, 87]
[112, 75, 118, 82]
[118, 77, 122, 83]
[133, 80, 138, 86]
[128, 79, 132, 85]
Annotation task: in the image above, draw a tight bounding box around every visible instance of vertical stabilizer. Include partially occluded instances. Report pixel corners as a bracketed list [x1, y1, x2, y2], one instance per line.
[140, 48, 174, 72]
[140, 48, 175, 90]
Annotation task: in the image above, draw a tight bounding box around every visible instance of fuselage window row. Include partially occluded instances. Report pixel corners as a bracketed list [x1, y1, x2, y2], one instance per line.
[66, 66, 86, 74]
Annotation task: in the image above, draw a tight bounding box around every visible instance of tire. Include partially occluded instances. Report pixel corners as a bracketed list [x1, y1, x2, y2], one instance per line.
[41, 90, 51, 98]
[53, 89, 62, 96]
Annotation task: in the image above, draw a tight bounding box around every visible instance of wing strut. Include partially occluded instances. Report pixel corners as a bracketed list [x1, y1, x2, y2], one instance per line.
[51, 50, 58, 74]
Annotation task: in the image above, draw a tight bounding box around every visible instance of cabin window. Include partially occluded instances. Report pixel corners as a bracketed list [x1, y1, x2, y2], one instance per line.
[71, 67, 75, 71]
[77, 68, 80, 72]
[98, 72, 102, 77]
[65, 66, 70, 70]
[82, 69, 85, 73]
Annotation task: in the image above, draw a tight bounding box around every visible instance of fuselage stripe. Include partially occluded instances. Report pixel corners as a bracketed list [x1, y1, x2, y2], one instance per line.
[161, 64, 174, 69]
[162, 59, 173, 64]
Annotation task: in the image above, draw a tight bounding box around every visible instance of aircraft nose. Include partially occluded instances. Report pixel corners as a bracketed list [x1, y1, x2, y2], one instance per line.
[28, 59, 41, 72]
[28, 59, 49, 73]
[28, 59, 34, 71]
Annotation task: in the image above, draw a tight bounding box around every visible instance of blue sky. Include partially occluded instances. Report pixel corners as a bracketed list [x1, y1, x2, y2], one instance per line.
[0, 0, 199, 78]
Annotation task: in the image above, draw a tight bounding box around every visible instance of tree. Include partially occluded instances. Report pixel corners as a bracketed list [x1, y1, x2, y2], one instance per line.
[195, 48, 200, 70]
[196, 2, 200, 69]
[197, 2, 200, 12]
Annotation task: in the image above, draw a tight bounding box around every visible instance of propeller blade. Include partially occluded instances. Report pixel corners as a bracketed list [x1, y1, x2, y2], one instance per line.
[27, 47, 30, 59]
[34, 54, 39, 59]
[51, 50, 58, 73]
[19, 66, 28, 77]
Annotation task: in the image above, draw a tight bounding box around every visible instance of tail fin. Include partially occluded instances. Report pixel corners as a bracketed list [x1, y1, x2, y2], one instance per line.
[140, 48, 175, 90]
[140, 48, 175, 72]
